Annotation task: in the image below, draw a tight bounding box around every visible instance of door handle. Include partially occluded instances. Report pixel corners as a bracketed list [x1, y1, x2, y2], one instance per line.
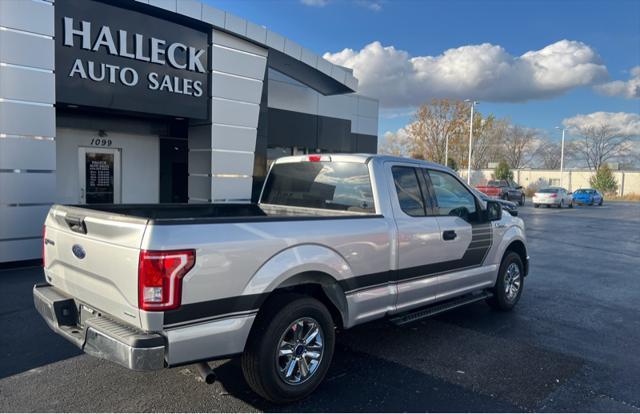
[443, 230, 457, 241]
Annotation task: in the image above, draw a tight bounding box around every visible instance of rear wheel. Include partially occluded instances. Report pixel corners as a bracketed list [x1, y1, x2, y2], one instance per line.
[486, 251, 524, 311]
[519, 195, 525, 206]
[502, 193, 509, 201]
[599, 198, 603, 206]
[241, 294, 335, 404]
[558, 200, 564, 208]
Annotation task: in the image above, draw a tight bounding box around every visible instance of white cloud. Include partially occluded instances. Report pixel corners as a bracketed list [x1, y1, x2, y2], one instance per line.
[594, 66, 640, 99]
[356, 0, 383, 11]
[562, 112, 640, 137]
[323, 40, 608, 107]
[300, 0, 329, 6]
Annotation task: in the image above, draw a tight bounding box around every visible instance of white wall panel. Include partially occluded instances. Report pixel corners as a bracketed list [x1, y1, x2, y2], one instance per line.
[0, 238, 41, 262]
[358, 96, 379, 118]
[0, 101, 55, 137]
[0, 137, 55, 170]
[0, 65, 54, 104]
[148, 0, 176, 12]
[0, 172, 55, 204]
[210, 177, 252, 202]
[318, 93, 356, 119]
[211, 150, 254, 176]
[187, 175, 211, 201]
[212, 72, 262, 104]
[211, 45, 266, 80]
[211, 98, 259, 128]
[266, 30, 285, 52]
[0, 29, 54, 70]
[0, 205, 49, 239]
[224, 13, 247, 36]
[268, 79, 319, 114]
[187, 150, 211, 175]
[176, 0, 201, 19]
[246, 21, 267, 44]
[0, 0, 54, 36]
[284, 40, 302, 60]
[212, 30, 267, 56]
[212, 124, 257, 153]
[356, 116, 379, 136]
[300, 48, 318, 68]
[202, 5, 225, 26]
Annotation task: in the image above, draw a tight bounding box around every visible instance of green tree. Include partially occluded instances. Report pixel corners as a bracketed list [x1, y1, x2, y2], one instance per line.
[494, 160, 513, 181]
[590, 164, 618, 194]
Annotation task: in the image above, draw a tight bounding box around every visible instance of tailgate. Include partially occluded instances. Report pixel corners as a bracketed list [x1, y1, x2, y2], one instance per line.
[43, 205, 149, 328]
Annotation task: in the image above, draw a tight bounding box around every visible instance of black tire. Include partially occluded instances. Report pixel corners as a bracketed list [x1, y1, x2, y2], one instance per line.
[599, 199, 603, 206]
[558, 200, 564, 209]
[569, 201, 574, 208]
[502, 193, 509, 201]
[519, 195, 525, 206]
[534, 204, 539, 208]
[241, 294, 335, 404]
[486, 251, 524, 311]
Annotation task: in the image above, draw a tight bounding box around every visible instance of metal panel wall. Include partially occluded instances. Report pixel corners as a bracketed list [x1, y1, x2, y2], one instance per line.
[0, 0, 56, 263]
[188, 29, 267, 203]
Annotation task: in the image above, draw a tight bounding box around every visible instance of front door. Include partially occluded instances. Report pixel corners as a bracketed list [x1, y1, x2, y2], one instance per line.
[78, 147, 121, 204]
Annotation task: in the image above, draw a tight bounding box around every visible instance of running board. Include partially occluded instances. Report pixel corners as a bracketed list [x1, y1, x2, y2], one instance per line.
[390, 291, 493, 326]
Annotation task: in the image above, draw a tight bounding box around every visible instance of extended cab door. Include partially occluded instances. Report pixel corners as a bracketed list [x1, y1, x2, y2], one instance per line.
[423, 169, 496, 300]
[386, 163, 444, 312]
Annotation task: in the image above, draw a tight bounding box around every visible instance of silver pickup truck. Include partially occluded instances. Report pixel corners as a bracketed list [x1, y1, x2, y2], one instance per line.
[35, 154, 528, 403]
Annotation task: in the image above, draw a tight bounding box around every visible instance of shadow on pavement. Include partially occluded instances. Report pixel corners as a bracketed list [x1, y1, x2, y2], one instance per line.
[0, 266, 82, 379]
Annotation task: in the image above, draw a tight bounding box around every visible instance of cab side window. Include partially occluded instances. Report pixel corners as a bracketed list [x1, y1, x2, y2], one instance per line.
[392, 167, 427, 217]
[427, 170, 477, 220]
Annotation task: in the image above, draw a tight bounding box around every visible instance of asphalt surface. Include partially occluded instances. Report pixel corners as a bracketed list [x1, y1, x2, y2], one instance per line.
[1, 202, 639, 412]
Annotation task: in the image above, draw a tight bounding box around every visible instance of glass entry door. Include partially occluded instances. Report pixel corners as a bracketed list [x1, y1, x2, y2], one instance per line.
[78, 148, 121, 204]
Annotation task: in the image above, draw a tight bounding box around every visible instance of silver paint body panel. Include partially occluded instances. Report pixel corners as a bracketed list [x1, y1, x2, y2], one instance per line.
[41, 154, 528, 366]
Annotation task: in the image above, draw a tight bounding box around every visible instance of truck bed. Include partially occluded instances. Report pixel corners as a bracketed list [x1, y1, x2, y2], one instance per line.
[63, 203, 377, 225]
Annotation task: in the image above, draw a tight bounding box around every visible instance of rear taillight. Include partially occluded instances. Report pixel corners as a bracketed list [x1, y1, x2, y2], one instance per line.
[42, 225, 46, 268]
[550, 194, 557, 198]
[138, 249, 195, 311]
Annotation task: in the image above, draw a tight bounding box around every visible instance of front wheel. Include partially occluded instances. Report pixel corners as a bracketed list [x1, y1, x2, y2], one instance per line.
[242, 294, 335, 404]
[599, 199, 603, 206]
[486, 252, 524, 311]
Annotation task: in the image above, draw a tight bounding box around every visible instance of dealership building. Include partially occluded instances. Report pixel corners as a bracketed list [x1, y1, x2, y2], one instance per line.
[0, 0, 379, 262]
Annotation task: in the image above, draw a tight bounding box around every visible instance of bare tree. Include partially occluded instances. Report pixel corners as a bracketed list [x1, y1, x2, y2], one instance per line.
[471, 117, 509, 169]
[502, 125, 539, 168]
[534, 140, 562, 169]
[570, 124, 633, 171]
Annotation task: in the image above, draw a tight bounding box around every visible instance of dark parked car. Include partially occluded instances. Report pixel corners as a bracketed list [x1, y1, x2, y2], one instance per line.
[473, 188, 519, 216]
[476, 179, 525, 206]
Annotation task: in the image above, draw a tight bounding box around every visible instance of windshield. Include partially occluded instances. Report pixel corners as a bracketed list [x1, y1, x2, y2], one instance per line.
[538, 188, 559, 193]
[575, 189, 595, 194]
[487, 180, 504, 186]
[261, 161, 375, 213]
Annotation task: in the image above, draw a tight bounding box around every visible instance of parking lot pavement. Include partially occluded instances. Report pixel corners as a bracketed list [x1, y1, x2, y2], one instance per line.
[1, 202, 639, 412]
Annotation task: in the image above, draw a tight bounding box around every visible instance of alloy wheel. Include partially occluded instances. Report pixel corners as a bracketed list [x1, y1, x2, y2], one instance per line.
[276, 317, 324, 385]
[504, 262, 521, 301]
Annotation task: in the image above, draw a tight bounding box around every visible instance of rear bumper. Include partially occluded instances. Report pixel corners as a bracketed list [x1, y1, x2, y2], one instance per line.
[33, 283, 165, 371]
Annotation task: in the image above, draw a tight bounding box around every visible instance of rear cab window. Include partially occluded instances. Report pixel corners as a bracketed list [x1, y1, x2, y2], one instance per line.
[261, 161, 375, 213]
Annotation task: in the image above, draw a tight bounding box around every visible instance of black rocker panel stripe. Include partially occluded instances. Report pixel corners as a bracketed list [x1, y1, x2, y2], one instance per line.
[164, 223, 493, 326]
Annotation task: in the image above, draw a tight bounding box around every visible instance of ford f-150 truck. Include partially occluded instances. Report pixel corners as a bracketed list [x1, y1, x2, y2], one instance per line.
[476, 179, 525, 206]
[35, 154, 529, 403]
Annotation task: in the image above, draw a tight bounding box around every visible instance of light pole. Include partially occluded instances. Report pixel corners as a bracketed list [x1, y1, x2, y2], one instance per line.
[444, 133, 449, 168]
[555, 126, 565, 188]
[465, 99, 478, 184]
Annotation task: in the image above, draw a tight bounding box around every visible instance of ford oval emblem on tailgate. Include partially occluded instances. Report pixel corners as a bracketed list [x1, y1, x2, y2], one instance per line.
[72, 244, 86, 259]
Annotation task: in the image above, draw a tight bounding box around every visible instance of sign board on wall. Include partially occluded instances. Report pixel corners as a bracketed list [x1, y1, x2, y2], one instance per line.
[55, 0, 209, 119]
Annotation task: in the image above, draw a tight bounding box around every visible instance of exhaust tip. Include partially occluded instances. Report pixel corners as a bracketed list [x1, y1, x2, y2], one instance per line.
[195, 362, 216, 384]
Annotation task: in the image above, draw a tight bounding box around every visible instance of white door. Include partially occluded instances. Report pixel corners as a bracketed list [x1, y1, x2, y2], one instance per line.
[78, 147, 121, 204]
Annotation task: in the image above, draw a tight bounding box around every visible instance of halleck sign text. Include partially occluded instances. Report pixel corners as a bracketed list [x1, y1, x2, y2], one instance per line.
[63, 17, 205, 98]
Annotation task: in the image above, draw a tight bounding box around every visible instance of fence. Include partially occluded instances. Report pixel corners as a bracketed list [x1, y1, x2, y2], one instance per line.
[458, 169, 640, 196]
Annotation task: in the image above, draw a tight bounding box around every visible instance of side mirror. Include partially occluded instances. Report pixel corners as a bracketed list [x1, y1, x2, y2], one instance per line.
[517, 185, 523, 190]
[486, 200, 502, 222]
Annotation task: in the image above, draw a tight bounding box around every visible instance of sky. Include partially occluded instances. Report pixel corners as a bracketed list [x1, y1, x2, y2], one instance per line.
[206, 0, 640, 144]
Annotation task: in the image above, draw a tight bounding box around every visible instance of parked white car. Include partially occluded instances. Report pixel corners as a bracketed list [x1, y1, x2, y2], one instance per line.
[533, 187, 573, 208]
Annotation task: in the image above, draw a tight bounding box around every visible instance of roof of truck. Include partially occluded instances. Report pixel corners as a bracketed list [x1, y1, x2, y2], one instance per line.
[273, 153, 452, 172]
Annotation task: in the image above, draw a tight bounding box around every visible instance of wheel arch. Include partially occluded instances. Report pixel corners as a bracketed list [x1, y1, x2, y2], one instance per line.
[504, 239, 529, 276]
